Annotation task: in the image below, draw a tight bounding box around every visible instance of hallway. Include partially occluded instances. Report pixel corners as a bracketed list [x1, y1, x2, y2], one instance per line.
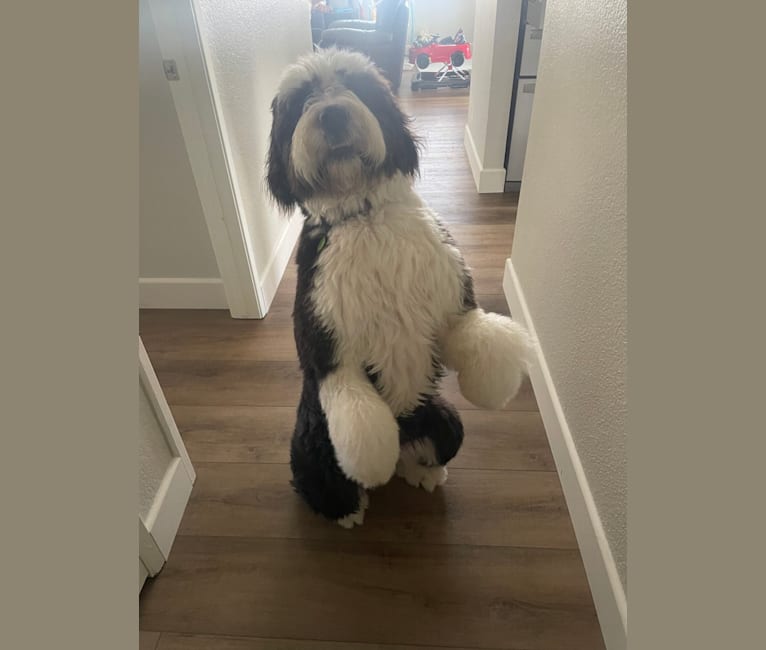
[139, 83, 605, 650]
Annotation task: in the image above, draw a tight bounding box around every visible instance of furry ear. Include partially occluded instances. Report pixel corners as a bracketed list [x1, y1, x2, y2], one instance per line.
[345, 70, 420, 178]
[266, 97, 298, 211]
[386, 108, 420, 177]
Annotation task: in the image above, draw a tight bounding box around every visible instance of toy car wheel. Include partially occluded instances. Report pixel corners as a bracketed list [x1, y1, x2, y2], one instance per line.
[416, 53, 431, 70]
[450, 51, 465, 68]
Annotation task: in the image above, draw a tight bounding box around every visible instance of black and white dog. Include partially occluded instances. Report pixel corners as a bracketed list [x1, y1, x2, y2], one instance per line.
[266, 49, 533, 528]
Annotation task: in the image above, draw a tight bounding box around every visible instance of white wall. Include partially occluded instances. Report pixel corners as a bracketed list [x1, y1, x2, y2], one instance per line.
[464, 0, 522, 193]
[411, 0, 475, 42]
[195, 0, 312, 303]
[139, 1, 220, 279]
[510, 0, 627, 594]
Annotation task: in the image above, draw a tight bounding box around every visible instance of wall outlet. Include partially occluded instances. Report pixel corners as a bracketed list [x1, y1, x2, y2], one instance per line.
[162, 59, 180, 81]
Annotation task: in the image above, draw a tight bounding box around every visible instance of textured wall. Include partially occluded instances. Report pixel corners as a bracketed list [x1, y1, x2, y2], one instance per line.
[139, 0, 220, 279]
[139, 382, 173, 520]
[195, 0, 312, 281]
[511, 0, 627, 589]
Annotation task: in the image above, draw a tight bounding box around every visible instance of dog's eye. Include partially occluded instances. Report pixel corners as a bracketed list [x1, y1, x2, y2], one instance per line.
[303, 95, 319, 113]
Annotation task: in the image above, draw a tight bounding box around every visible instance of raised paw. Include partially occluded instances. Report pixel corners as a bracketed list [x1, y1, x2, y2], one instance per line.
[396, 460, 448, 493]
[440, 309, 534, 410]
[336, 490, 370, 529]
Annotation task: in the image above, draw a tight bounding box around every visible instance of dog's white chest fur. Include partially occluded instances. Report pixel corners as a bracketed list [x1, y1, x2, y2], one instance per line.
[312, 195, 464, 416]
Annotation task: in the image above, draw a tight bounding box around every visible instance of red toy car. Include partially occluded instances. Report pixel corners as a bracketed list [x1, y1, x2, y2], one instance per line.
[409, 41, 472, 70]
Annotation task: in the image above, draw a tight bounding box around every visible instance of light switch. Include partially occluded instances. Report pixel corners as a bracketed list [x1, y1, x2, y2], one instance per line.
[162, 59, 180, 81]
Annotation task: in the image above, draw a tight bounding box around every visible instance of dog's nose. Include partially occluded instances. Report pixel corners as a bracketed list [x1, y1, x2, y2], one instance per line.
[319, 105, 348, 138]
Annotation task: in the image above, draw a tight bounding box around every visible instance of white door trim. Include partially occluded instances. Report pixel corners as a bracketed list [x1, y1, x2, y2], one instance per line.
[139, 517, 166, 577]
[503, 259, 627, 650]
[139, 338, 196, 591]
[139, 557, 150, 592]
[139, 339, 194, 481]
[144, 0, 265, 318]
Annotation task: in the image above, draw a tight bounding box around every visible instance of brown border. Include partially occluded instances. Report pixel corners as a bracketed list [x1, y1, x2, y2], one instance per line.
[630, 1, 765, 649]
[4, 0, 765, 647]
[2, 2, 137, 649]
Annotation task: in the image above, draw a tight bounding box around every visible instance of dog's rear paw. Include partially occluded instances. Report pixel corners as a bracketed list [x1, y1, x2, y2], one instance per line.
[337, 490, 370, 528]
[396, 461, 448, 493]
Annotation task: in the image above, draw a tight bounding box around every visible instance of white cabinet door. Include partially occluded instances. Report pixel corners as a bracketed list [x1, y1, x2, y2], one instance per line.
[138, 337, 195, 592]
[506, 81, 537, 183]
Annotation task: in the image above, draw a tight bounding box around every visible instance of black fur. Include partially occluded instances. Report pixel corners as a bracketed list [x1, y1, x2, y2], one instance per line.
[434, 217, 478, 312]
[290, 220, 363, 519]
[290, 376, 363, 519]
[266, 82, 314, 211]
[460, 267, 478, 311]
[342, 71, 421, 178]
[292, 219, 337, 381]
[398, 395, 465, 466]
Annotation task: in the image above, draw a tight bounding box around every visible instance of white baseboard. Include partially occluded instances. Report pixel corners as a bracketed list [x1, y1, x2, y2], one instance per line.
[143, 457, 194, 558]
[503, 259, 628, 650]
[139, 217, 301, 314]
[464, 125, 508, 193]
[139, 277, 228, 309]
[258, 214, 303, 312]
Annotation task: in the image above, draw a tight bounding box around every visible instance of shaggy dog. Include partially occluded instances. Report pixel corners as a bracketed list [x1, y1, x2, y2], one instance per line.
[266, 48, 533, 528]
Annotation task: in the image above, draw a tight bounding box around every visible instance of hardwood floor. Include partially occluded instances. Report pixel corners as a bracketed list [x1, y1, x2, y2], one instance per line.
[139, 78, 605, 650]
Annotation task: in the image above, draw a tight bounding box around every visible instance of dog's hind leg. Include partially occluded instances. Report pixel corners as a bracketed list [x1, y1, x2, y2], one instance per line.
[290, 393, 369, 528]
[396, 395, 464, 492]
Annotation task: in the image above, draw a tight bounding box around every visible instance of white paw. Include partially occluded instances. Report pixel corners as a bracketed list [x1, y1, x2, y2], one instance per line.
[337, 490, 369, 529]
[396, 460, 448, 493]
[320, 369, 401, 488]
[441, 309, 534, 409]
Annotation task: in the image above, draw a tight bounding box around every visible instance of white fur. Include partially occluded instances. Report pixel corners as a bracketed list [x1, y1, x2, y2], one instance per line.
[396, 439, 448, 492]
[277, 48, 377, 97]
[291, 90, 386, 193]
[440, 308, 535, 409]
[313, 175, 466, 417]
[319, 366, 400, 488]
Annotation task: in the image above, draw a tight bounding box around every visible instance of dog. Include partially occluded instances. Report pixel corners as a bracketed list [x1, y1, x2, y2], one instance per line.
[266, 48, 533, 528]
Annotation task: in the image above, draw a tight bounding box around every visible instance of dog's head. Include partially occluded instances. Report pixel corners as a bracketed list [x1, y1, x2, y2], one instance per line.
[266, 48, 419, 212]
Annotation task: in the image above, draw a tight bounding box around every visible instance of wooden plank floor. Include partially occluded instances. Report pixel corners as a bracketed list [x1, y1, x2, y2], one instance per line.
[139, 78, 605, 650]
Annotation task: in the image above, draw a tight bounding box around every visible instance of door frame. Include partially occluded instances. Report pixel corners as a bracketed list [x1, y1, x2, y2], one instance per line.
[139, 337, 196, 591]
[144, 0, 266, 318]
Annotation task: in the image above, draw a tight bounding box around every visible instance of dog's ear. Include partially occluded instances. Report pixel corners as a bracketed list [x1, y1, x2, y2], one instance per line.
[345, 70, 420, 177]
[385, 105, 420, 178]
[266, 96, 299, 212]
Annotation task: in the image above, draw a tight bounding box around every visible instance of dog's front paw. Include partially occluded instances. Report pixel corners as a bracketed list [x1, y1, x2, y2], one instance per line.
[442, 309, 534, 409]
[320, 370, 400, 488]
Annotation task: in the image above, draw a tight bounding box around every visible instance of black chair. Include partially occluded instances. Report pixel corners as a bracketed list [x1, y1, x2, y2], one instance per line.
[319, 0, 410, 93]
[311, 1, 360, 45]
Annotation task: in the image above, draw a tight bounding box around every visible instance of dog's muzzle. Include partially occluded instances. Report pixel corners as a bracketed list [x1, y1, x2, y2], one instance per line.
[319, 105, 349, 144]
